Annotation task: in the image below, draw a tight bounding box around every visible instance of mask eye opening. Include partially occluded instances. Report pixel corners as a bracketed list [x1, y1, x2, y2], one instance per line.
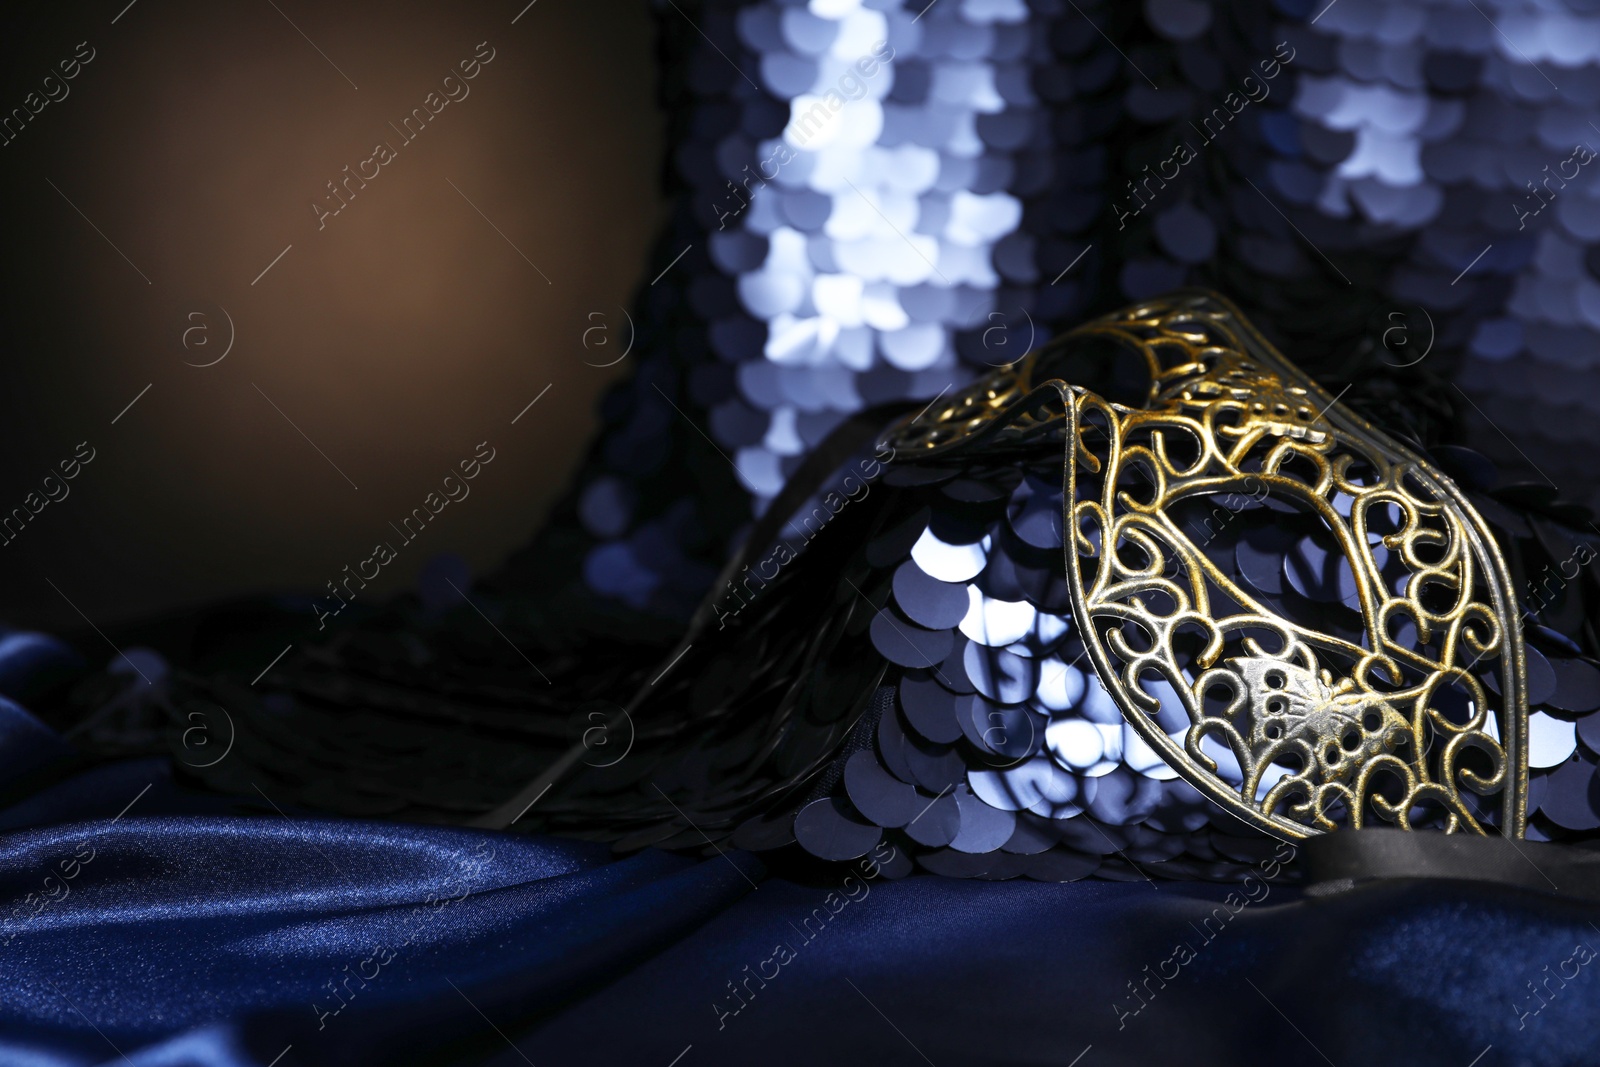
[1036, 333, 1153, 409]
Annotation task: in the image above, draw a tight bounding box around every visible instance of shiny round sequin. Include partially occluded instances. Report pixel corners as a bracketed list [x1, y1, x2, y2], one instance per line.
[1538, 754, 1600, 832]
[795, 795, 884, 860]
[870, 607, 954, 668]
[903, 788, 962, 847]
[950, 784, 1018, 853]
[910, 527, 987, 582]
[892, 559, 971, 629]
[845, 749, 924, 828]
[955, 693, 1041, 760]
[964, 642, 1038, 704]
[1528, 711, 1580, 770]
[958, 587, 1038, 646]
[1551, 657, 1600, 713]
[899, 671, 966, 743]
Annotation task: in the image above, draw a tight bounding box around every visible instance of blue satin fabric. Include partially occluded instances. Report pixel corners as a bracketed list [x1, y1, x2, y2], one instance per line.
[0, 636, 1598, 1066]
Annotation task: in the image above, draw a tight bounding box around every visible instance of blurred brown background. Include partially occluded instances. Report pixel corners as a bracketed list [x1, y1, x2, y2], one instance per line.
[0, 0, 664, 629]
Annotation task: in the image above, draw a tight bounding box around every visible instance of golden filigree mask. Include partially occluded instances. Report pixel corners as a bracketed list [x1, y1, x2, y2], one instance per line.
[883, 291, 1527, 841]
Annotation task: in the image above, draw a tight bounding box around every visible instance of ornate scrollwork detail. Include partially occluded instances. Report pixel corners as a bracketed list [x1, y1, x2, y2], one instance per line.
[881, 290, 1527, 840]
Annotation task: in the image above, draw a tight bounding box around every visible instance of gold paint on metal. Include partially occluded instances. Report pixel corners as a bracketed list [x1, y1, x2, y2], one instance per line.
[883, 291, 1526, 840]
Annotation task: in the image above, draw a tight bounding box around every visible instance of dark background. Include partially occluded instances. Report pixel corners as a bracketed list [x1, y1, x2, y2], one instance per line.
[0, 0, 663, 630]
